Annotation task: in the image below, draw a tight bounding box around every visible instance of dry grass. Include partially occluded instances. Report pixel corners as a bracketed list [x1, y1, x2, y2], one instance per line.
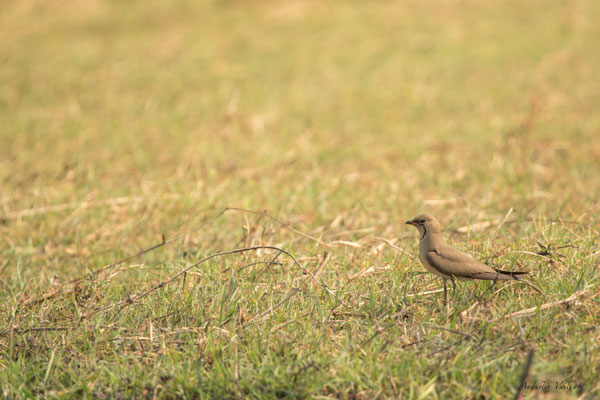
[1, 0, 599, 398]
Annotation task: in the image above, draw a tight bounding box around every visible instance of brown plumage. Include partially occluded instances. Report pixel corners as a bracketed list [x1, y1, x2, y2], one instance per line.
[406, 214, 528, 304]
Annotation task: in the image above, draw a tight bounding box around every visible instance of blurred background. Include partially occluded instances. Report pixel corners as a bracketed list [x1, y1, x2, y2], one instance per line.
[1, 0, 599, 270]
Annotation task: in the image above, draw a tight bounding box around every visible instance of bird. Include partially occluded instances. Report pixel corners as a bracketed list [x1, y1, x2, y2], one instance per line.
[405, 214, 528, 306]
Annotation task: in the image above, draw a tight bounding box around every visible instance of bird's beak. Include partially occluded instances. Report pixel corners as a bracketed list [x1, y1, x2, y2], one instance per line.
[405, 220, 416, 225]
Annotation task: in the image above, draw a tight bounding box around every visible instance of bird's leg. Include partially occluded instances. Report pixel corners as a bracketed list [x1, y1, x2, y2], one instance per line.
[451, 279, 457, 302]
[443, 279, 447, 306]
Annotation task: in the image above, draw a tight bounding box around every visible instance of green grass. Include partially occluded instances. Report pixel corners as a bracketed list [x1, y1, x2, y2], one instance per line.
[1, 0, 600, 398]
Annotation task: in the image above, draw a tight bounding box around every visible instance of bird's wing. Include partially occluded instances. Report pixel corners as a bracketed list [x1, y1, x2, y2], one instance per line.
[425, 246, 509, 280]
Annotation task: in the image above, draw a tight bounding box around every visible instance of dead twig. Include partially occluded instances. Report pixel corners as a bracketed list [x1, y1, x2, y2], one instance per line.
[502, 251, 556, 263]
[243, 288, 300, 326]
[217, 207, 328, 247]
[20, 206, 332, 308]
[83, 245, 332, 319]
[517, 280, 544, 296]
[514, 349, 535, 400]
[221, 260, 283, 274]
[22, 234, 166, 307]
[508, 290, 586, 319]
[324, 227, 377, 239]
[2, 195, 192, 219]
[313, 251, 330, 280]
[490, 208, 514, 238]
[0, 326, 69, 337]
[347, 264, 392, 283]
[370, 236, 415, 258]
[352, 328, 384, 356]
[252, 250, 285, 282]
[407, 288, 445, 298]
[421, 323, 476, 341]
[456, 219, 500, 234]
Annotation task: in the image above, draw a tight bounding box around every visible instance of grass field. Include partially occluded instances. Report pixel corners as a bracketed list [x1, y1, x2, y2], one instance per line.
[1, 0, 600, 398]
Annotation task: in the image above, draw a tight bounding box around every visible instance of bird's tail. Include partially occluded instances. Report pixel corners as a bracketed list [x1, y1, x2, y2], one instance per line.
[493, 268, 528, 280]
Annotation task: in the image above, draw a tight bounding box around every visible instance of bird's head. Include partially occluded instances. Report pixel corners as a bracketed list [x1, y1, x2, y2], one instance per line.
[405, 214, 442, 237]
